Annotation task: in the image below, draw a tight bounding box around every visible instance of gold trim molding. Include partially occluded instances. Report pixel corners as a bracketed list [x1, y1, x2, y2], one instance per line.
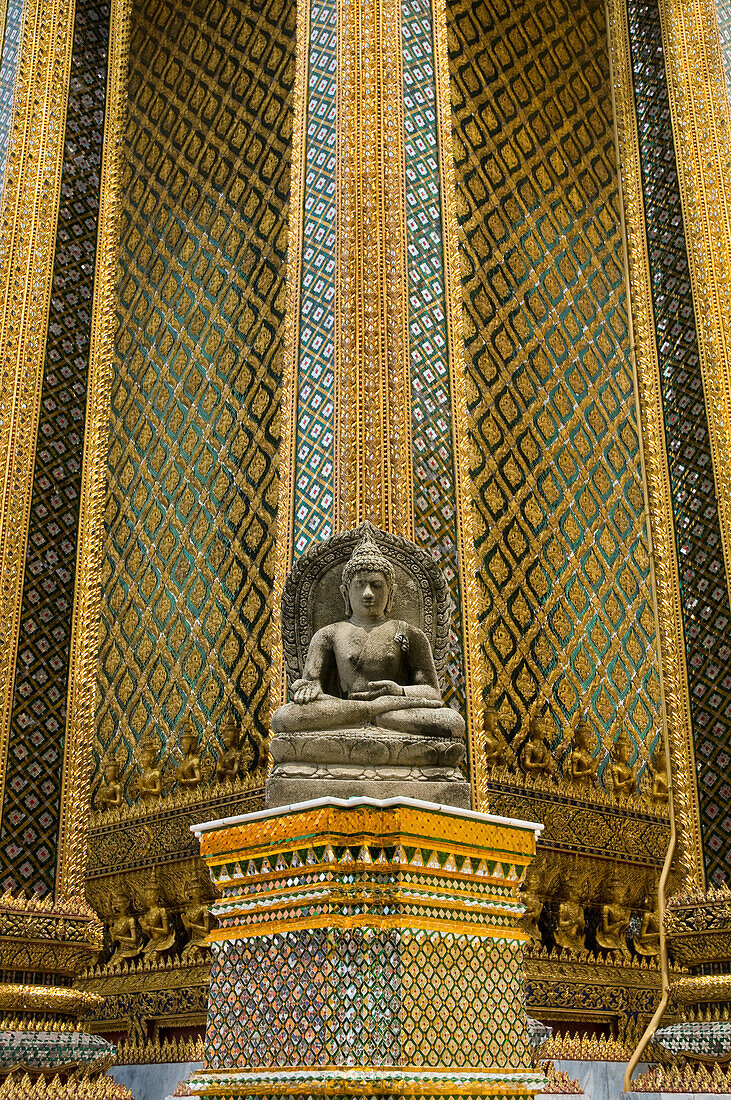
[659, 0, 731, 606]
[272, 0, 310, 710]
[0, 984, 102, 1016]
[605, 0, 705, 888]
[56, 0, 133, 906]
[0, 0, 75, 819]
[431, 0, 486, 808]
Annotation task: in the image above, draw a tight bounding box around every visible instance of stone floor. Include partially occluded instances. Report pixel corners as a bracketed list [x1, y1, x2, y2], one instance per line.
[109, 1061, 200, 1100]
[554, 1060, 648, 1098]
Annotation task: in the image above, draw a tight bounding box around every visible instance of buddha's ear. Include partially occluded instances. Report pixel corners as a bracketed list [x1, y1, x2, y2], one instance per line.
[340, 582, 351, 616]
[384, 584, 394, 614]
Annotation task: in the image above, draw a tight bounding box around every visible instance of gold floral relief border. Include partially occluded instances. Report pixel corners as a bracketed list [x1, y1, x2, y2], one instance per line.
[55, 0, 132, 905]
[0, 0, 75, 820]
[659, 0, 731, 611]
[271, 0, 309, 711]
[431, 0, 487, 809]
[605, 0, 705, 888]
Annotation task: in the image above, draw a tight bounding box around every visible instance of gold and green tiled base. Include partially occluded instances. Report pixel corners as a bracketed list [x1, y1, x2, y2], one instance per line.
[187, 797, 546, 1099]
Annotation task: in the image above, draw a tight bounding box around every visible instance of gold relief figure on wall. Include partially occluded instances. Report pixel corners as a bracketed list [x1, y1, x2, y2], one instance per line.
[517, 714, 556, 780]
[95, 758, 123, 809]
[603, 731, 637, 798]
[647, 742, 669, 803]
[554, 890, 586, 955]
[181, 882, 215, 962]
[566, 716, 599, 789]
[109, 891, 144, 965]
[633, 892, 661, 957]
[518, 864, 544, 944]
[216, 710, 253, 783]
[484, 696, 509, 769]
[175, 719, 203, 790]
[133, 735, 163, 800]
[139, 883, 176, 959]
[596, 880, 632, 959]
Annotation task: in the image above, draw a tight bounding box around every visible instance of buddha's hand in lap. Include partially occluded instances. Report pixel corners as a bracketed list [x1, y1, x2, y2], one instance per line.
[349, 680, 404, 700]
[291, 679, 323, 704]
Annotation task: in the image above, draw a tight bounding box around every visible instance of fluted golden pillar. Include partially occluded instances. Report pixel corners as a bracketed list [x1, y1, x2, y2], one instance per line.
[0, 0, 129, 1074]
[274, 0, 486, 807]
[607, 0, 731, 1080]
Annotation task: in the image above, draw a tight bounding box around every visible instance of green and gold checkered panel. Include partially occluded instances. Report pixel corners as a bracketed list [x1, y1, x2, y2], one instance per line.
[206, 930, 532, 1070]
[449, 0, 661, 767]
[96, 0, 293, 794]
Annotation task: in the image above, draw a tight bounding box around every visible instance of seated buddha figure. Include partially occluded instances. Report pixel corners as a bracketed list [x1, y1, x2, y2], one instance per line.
[271, 532, 465, 742]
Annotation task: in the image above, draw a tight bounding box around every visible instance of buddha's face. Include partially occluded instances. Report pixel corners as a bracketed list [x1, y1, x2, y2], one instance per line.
[484, 708, 497, 734]
[342, 569, 391, 620]
[105, 764, 118, 781]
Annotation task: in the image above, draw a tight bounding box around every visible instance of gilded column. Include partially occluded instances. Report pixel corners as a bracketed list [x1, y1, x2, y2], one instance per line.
[0, 0, 130, 1071]
[608, 0, 731, 1073]
[275, 0, 486, 804]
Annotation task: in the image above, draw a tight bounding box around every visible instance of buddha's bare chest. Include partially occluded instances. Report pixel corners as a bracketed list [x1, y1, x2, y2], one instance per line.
[332, 623, 405, 692]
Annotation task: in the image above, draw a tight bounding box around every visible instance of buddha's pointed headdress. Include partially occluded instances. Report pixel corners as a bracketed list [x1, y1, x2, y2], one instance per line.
[341, 528, 396, 590]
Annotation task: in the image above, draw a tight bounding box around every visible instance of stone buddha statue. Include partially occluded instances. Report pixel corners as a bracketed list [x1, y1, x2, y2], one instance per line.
[273, 531, 464, 741]
[268, 523, 469, 808]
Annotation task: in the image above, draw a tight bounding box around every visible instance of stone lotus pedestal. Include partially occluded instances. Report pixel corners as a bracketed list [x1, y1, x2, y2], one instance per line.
[266, 731, 470, 809]
[186, 796, 546, 1100]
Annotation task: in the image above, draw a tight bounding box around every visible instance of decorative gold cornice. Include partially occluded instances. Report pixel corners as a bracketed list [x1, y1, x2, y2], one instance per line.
[605, 0, 705, 889]
[0, 984, 103, 1016]
[659, 0, 731, 604]
[56, 0, 132, 907]
[0, 0, 75, 818]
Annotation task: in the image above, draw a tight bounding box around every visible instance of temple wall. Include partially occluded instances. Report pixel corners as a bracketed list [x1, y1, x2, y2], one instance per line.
[449, 0, 662, 773]
[93, 0, 293, 797]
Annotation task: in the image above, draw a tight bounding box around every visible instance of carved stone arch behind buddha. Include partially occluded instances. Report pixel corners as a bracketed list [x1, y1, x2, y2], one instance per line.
[280, 521, 453, 690]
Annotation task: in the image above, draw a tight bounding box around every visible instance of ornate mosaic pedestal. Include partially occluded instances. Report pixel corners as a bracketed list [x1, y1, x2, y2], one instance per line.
[186, 797, 546, 1099]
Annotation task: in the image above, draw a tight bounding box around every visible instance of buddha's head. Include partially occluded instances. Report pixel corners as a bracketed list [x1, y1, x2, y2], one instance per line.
[104, 761, 119, 782]
[341, 532, 395, 619]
